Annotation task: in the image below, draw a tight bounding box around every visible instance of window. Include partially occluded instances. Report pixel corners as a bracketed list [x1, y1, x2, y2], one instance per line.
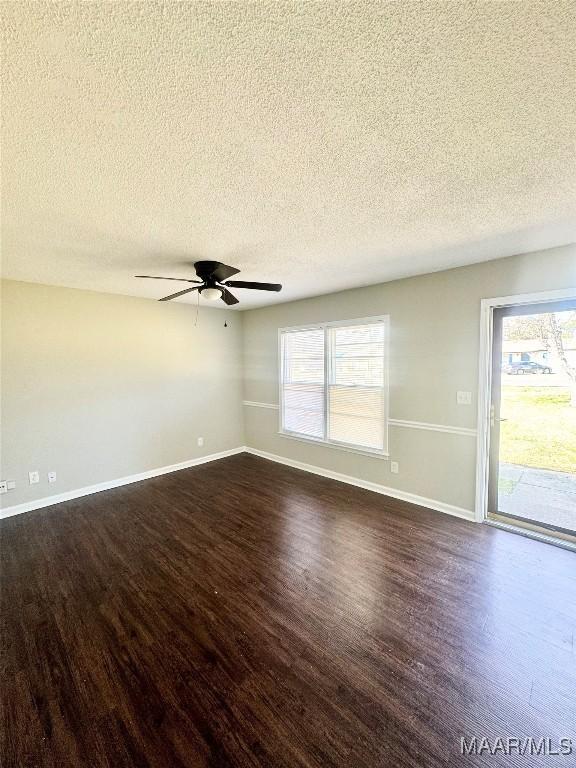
[279, 317, 389, 455]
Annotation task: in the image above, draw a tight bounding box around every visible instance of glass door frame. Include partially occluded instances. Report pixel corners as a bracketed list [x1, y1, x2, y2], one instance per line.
[475, 288, 576, 548]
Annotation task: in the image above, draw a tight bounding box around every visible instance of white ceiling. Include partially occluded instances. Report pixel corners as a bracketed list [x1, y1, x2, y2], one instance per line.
[2, 2, 575, 309]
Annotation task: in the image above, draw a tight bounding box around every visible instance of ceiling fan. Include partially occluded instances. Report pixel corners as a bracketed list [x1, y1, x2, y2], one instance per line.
[135, 261, 282, 305]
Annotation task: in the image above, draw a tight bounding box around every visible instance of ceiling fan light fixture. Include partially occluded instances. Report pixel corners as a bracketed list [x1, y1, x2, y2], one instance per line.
[201, 287, 222, 301]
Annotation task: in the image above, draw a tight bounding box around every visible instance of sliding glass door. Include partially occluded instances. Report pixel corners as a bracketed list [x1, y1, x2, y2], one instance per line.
[488, 299, 576, 539]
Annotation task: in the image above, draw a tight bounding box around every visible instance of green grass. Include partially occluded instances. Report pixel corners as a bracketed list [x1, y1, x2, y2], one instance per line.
[500, 387, 576, 474]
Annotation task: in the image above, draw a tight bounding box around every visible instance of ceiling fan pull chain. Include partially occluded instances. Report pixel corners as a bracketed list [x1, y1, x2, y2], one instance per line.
[194, 289, 200, 327]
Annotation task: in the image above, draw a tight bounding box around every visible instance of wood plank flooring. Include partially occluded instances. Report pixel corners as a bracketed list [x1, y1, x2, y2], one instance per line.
[1, 453, 575, 767]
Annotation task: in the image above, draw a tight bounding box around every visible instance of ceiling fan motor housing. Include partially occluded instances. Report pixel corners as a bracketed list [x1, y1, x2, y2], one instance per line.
[194, 261, 239, 284]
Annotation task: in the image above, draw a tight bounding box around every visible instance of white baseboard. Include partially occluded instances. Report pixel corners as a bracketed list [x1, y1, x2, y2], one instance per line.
[1, 445, 475, 524]
[244, 446, 476, 522]
[0, 447, 246, 520]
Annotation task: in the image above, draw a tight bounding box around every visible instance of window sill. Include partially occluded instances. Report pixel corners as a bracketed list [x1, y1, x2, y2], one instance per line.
[278, 430, 390, 459]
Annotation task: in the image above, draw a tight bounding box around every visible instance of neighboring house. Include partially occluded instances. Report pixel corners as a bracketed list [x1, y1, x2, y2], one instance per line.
[502, 336, 576, 368]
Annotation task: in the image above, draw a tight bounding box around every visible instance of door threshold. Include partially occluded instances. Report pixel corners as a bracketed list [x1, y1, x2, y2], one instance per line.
[486, 515, 576, 552]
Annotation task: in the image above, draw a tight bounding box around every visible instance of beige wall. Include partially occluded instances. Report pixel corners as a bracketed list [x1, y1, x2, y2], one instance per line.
[1, 281, 244, 508]
[2, 245, 575, 517]
[242, 245, 576, 514]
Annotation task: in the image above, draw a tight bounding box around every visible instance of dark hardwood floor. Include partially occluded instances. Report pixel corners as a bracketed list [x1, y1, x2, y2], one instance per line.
[1, 453, 575, 767]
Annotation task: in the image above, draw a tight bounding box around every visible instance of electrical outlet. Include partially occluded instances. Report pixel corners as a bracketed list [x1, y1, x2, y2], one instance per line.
[29, 471, 40, 485]
[48, 471, 57, 483]
[457, 391, 472, 405]
[197, 437, 204, 447]
[0, 481, 7, 495]
[390, 461, 399, 474]
[7, 481, 16, 490]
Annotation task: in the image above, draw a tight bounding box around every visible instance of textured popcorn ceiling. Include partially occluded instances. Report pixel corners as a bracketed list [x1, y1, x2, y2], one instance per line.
[2, 2, 575, 309]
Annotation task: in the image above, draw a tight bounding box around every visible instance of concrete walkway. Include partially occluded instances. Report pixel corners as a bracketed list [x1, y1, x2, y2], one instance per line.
[499, 463, 576, 531]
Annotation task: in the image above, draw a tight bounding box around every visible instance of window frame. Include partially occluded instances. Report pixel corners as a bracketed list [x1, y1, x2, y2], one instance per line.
[278, 315, 390, 458]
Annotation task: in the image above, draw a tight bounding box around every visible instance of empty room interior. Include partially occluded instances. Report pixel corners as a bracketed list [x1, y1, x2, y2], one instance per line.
[2, 2, 576, 766]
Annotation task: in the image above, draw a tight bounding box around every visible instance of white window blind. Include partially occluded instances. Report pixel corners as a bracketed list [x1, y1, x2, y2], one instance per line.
[280, 318, 388, 454]
[281, 328, 325, 439]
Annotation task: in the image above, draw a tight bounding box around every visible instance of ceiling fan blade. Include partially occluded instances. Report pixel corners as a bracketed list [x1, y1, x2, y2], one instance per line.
[224, 280, 282, 292]
[212, 263, 240, 282]
[159, 286, 201, 302]
[220, 287, 239, 306]
[135, 275, 201, 283]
